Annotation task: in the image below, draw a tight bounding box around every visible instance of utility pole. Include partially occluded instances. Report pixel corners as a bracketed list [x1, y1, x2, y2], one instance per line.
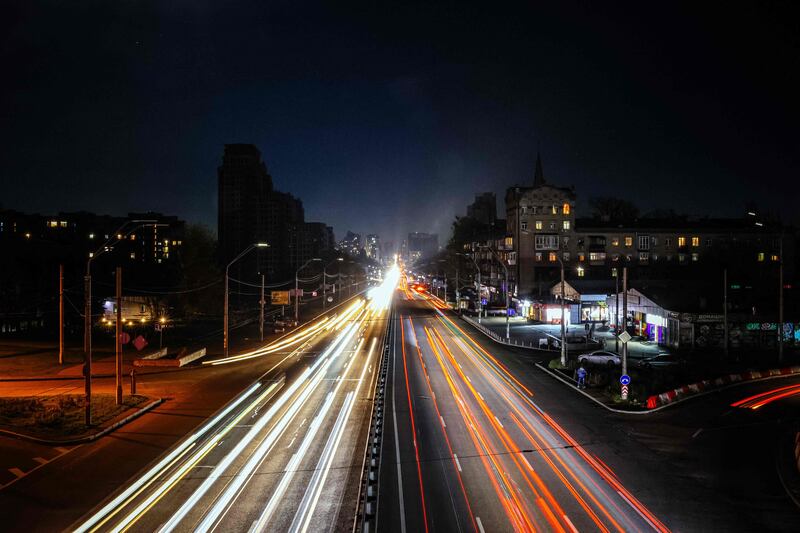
[779, 236, 784, 364]
[115, 267, 123, 405]
[614, 270, 619, 353]
[455, 266, 460, 314]
[59, 264, 64, 365]
[560, 259, 566, 366]
[621, 267, 628, 400]
[260, 274, 265, 342]
[84, 271, 92, 425]
[723, 268, 728, 359]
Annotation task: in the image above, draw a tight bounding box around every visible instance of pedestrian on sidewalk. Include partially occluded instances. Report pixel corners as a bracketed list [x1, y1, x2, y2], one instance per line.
[576, 365, 587, 389]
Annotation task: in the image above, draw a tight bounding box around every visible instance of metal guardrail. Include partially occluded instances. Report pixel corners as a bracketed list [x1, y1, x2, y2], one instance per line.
[460, 315, 554, 352]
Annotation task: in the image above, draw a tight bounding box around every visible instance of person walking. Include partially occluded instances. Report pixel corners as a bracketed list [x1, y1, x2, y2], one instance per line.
[576, 365, 587, 389]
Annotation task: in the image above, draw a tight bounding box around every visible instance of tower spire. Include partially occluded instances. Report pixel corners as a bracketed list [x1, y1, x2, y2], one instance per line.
[533, 152, 545, 187]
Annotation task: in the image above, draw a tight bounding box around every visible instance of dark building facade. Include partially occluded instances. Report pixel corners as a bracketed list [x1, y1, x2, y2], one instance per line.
[466, 192, 498, 226]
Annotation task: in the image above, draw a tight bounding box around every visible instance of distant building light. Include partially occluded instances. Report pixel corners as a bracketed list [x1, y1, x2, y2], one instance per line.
[24, 232, 31, 239]
[89, 233, 95, 239]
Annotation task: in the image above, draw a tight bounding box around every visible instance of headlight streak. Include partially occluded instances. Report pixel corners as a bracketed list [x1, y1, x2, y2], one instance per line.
[109, 381, 283, 533]
[289, 336, 378, 533]
[76, 382, 265, 533]
[190, 318, 364, 533]
[428, 303, 668, 532]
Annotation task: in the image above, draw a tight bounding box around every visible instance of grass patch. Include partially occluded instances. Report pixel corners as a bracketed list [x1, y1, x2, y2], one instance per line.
[0, 394, 148, 438]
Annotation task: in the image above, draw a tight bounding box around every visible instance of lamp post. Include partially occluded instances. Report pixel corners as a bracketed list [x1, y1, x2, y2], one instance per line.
[225, 243, 269, 358]
[323, 257, 344, 310]
[84, 220, 160, 425]
[483, 246, 510, 339]
[749, 212, 785, 363]
[295, 258, 322, 323]
[556, 257, 567, 366]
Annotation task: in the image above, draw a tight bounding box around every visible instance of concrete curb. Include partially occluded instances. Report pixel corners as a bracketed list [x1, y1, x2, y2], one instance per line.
[646, 366, 800, 408]
[0, 397, 164, 445]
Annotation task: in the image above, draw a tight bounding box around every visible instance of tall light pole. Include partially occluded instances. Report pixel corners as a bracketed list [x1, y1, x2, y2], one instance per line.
[84, 219, 159, 426]
[557, 257, 567, 366]
[225, 242, 269, 358]
[483, 246, 510, 339]
[323, 257, 344, 310]
[295, 258, 322, 323]
[750, 212, 785, 363]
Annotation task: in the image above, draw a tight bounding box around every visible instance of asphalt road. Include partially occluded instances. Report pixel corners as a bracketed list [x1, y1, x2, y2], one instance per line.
[72, 296, 389, 532]
[378, 287, 800, 532]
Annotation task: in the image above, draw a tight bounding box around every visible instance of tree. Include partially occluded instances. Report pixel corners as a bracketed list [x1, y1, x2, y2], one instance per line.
[588, 197, 640, 223]
[447, 216, 502, 251]
[174, 225, 223, 318]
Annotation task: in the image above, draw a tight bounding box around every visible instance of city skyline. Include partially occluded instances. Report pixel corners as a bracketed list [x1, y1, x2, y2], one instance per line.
[2, 3, 798, 244]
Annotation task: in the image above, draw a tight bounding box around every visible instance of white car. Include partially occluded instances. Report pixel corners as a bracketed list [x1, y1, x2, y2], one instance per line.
[577, 350, 621, 366]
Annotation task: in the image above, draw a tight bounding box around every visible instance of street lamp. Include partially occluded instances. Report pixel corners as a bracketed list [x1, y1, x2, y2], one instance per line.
[295, 258, 322, 322]
[556, 257, 567, 366]
[482, 246, 510, 339]
[225, 242, 269, 358]
[84, 220, 162, 424]
[323, 257, 344, 310]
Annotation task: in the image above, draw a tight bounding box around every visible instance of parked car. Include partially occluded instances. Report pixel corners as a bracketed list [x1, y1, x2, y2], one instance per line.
[637, 353, 682, 369]
[577, 350, 621, 366]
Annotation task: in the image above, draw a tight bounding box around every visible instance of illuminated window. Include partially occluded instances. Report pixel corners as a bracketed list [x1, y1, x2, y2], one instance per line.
[678, 254, 686, 263]
[611, 237, 619, 246]
[691, 236, 700, 247]
[552, 205, 558, 214]
[130, 234, 136, 241]
[770, 254, 779, 262]
[130, 252, 136, 259]
[589, 252, 606, 261]
[505, 236, 513, 248]
[612, 267, 618, 277]
[521, 220, 528, 230]
[562, 203, 570, 215]
[562, 220, 570, 230]
[535, 220, 542, 230]
[60, 221, 67, 227]
[624, 236, 633, 247]
[577, 266, 585, 277]
[89, 233, 95, 239]
[549, 252, 557, 262]
[535, 252, 543, 262]
[692, 253, 699, 262]
[757, 252, 765, 262]
[678, 236, 686, 247]
[550, 222, 556, 230]
[578, 253, 585, 262]
[48, 221, 58, 228]
[639, 252, 649, 262]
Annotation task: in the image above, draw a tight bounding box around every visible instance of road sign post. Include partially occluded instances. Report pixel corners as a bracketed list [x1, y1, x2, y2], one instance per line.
[618, 330, 631, 400]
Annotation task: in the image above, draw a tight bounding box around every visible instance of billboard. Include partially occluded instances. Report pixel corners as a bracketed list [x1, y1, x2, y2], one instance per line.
[271, 291, 290, 305]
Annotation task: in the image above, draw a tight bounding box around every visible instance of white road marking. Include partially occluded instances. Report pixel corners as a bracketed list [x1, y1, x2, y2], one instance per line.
[494, 416, 504, 428]
[476, 516, 485, 533]
[453, 454, 462, 472]
[563, 514, 579, 533]
[392, 318, 407, 533]
[286, 437, 296, 449]
[440, 416, 446, 428]
[692, 428, 703, 438]
[33, 457, 48, 465]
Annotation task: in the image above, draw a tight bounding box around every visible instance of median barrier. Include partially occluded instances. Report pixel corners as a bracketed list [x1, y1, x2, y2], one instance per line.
[645, 365, 800, 409]
[461, 315, 552, 353]
[178, 348, 207, 367]
[133, 347, 207, 368]
[140, 347, 168, 360]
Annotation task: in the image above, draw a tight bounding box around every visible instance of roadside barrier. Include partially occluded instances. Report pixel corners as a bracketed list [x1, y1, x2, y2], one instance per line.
[461, 315, 552, 352]
[133, 347, 207, 368]
[646, 365, 800, 409]
[140, 347, 168, 360]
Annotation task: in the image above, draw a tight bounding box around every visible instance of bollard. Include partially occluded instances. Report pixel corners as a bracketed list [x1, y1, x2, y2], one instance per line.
[130, 368, 136, 395]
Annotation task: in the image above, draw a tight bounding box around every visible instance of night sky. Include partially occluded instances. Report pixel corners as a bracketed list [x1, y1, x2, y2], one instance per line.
[2, 1, 798, 245]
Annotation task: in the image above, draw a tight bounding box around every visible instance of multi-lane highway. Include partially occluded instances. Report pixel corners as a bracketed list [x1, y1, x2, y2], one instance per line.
[378, 281, 669, 532]
[75, 270, 399, 533]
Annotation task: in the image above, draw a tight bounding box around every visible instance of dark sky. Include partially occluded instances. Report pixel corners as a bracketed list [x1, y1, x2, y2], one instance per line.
[2, 1, 798, 246]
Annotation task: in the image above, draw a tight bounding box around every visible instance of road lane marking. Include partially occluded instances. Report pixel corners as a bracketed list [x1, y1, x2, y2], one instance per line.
[33, 457, 48, 465]
[392, 316, 407, 533]
[476, 516, 485, 533]
[440, 416, 446, 428]
[8, 468, 24, 478]
[494, 415, 504, 428]
[563, 514, 579, 533]
[453, 454, 462, 472]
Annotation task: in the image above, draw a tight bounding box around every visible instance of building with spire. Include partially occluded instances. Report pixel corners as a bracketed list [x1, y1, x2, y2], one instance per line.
[505, 153, 576, 297]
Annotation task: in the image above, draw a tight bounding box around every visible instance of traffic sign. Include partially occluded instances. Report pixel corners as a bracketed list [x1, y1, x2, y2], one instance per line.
[620, 374, 631, 385]
[120, 332, 131, 345]
[618, 331, 631, 343]
[621, 384, 629, 397]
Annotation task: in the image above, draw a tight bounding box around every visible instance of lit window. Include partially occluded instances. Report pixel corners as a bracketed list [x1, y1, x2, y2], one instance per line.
[130, 252, 136, 259]
[521, 220, 528, 230]
[562, 203, 570, 215]
[639, 252, 649, 262]
[48, 221, 58, 228]
[770, 254, 779, 262]
[535, 220, 543, 230]
[589, 252, 606, 261]
[89, 233, 95, 239]
[549, 252, 557, 262]
[562, 220, 570, 230]
[550, 222, 556, 230]
[691, 236, 700, 247]
[578, 253, 585, 262]
[24, 232, 31, 239]
[692, 253, 699, 262]
[678, 236, 686, 247]
[757, 252, 765, 262]
[678, 254, 686, 263]
[130, 234, 136, 241]
[552, 205, 558, 214]
[624, 236, 633, 247]
[612, 267, 618, 277]
[611, 237, 619, 246]
[535, 252, 543, 262]
[60, 221, 67, 227]
[577, 266, 585, 277]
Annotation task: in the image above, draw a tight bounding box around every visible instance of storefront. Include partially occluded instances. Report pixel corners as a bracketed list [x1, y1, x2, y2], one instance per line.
[580, 294, 609, 323]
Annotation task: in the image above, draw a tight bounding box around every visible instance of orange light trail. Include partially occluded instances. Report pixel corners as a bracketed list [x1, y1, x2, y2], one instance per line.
[731, 382, 800, 409]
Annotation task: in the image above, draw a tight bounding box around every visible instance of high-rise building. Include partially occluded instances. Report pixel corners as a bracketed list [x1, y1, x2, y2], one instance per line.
[365, 234, 381, 262]
[217, 144, 304, 279]
[407, 232, 439, 262]
[466, 192, 497, 226]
